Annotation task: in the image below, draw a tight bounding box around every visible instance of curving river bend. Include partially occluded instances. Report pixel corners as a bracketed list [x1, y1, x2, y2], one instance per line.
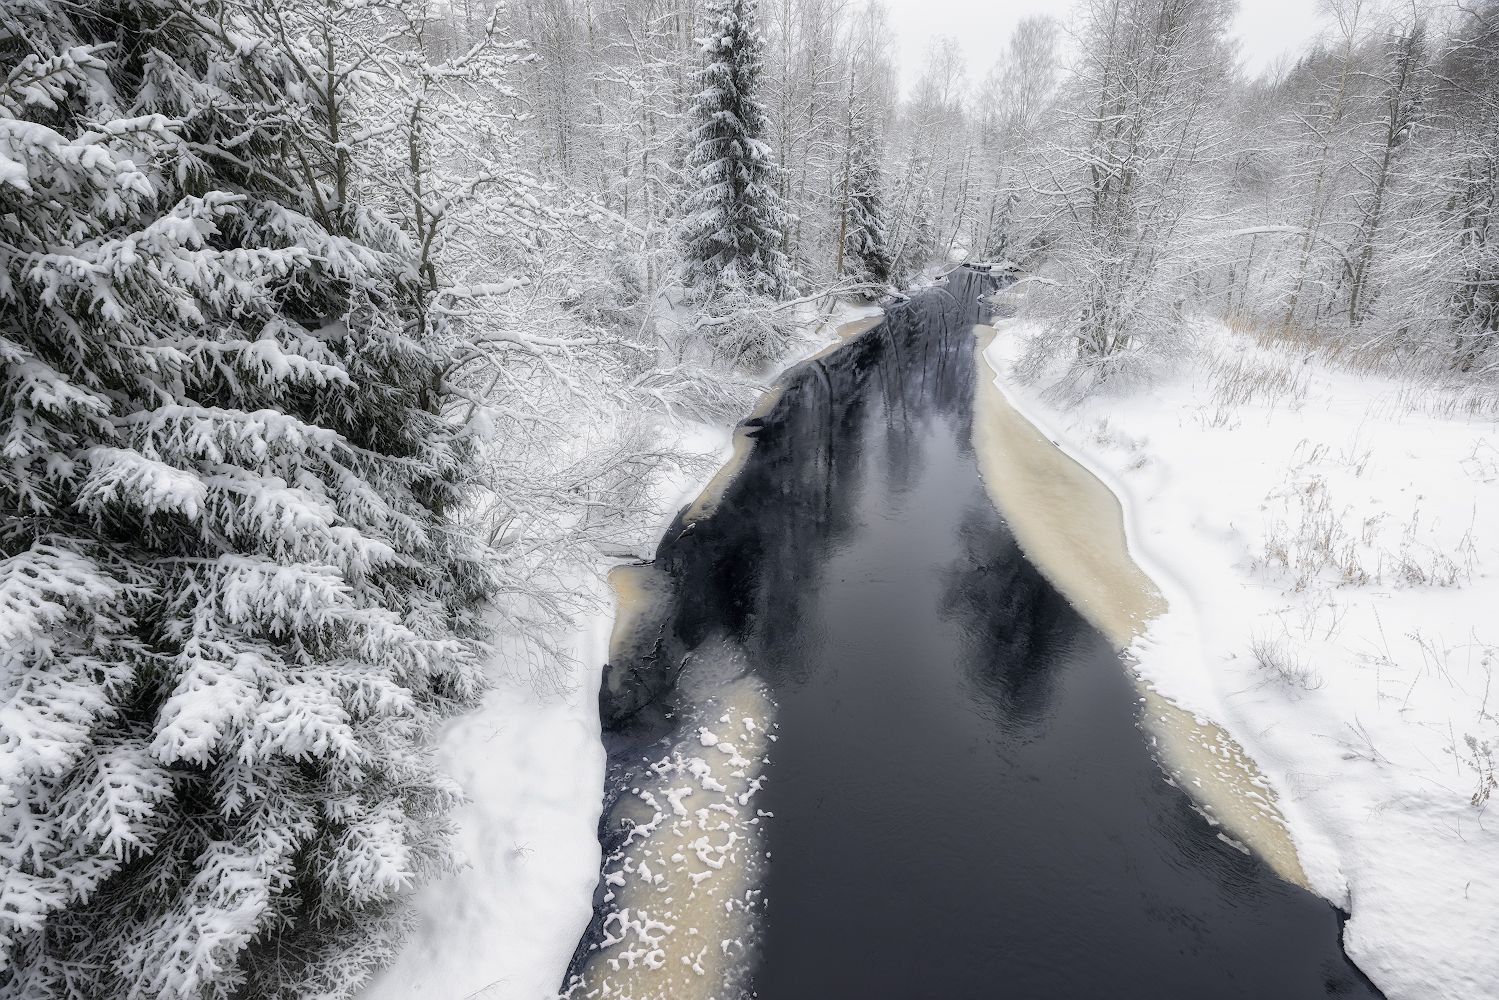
[564, 268, 1382, 999]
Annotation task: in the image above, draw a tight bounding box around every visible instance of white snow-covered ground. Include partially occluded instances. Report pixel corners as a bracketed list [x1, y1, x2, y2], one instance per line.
[984, 319, 1499, 1000]
[361, 299, 880, 1000]
[359, 596, 610, 1000]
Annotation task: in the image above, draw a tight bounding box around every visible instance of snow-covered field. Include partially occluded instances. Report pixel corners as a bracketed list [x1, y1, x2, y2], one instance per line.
[984, 319, 1499, 1000]
[361, 301, 879, 1000]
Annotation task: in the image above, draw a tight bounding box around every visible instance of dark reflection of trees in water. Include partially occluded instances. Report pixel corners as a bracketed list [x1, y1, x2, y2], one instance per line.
[937, 495, 1075, 732]
[581, 269, 1385, 1000]
[604, 267, 1000, 725]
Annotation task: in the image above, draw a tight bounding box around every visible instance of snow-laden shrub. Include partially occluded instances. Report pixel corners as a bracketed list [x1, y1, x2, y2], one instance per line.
[1003, 275, 1190, 399]
[0, 2, 491, 996]
[1029, 0, 1233, 384]
[687, 283, 798, 371]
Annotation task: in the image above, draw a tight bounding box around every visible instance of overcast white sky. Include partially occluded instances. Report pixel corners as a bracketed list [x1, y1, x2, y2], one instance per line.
[885, 0, 1331, 95]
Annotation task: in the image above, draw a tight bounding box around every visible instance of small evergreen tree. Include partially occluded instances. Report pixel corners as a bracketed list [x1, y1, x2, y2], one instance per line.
[896, 188, 941, 286]
[0, 1, 490, 996]
[980, 189, 1020, 263]
[677, 0, 789, 300]
[841, 119, 895, 288]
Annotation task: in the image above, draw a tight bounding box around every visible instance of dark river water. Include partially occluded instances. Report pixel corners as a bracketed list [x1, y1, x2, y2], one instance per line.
[567, 268, 1382, 999]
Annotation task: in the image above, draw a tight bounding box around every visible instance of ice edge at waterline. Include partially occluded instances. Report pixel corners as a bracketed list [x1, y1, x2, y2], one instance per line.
[973, 323, 1333, 899]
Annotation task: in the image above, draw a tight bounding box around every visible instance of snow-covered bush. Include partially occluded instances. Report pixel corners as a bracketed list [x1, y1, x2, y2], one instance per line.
[687, 282, 800, 370]
[1038, 0, 1234, 382]
[0, 2, 491, 996]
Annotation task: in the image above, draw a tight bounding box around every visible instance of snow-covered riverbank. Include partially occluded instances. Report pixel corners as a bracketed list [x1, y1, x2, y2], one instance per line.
[983, 319, 1499, 1000]
[360, 300, 880, 1000]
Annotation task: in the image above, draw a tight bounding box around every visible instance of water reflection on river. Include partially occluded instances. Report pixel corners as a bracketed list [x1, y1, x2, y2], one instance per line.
[565, 270, 1380, 1000]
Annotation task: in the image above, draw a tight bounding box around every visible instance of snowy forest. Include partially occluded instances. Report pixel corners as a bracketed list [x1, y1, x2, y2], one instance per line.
[1, 0, 1497, 997]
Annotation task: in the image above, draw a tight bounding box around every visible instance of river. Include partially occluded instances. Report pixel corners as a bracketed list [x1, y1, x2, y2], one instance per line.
[563, 268, 1381, 999]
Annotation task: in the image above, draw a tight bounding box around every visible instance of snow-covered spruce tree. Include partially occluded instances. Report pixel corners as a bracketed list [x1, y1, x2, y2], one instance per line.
[0, 2, 489, 997]
[840, 117, 895, 288]
[894, 186, 940, 286]
[677, 0, 789, 302]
